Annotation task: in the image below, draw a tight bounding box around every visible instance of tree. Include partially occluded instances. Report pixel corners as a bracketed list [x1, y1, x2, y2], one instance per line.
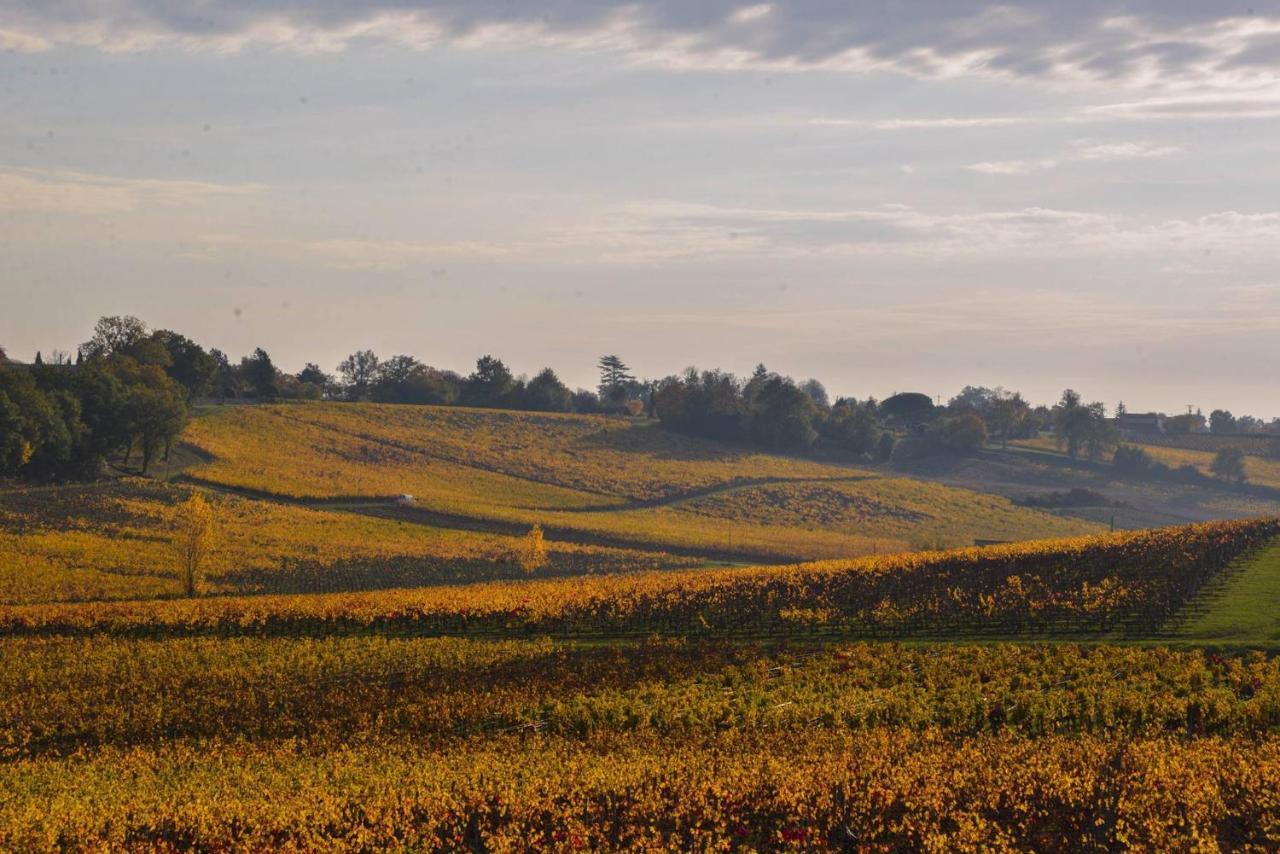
[174, 493, 215, 596]
[463, 355, 516, 408]
[800, 379, 829, 409]
[83, 315, 149, 361]
[151, 330, 217, 401]
[240, 348, 278, 398]
[337, 350, 380, 399]
[654, 368, 747, 442]
[1052, 390, 1114, 460]
[0, 367, 77, 477]
[208, 349, 242, 400]
[947, 386, 998, 415]
[571, 389, 600, 413]
[518, 523, 549, 573]
[524, 368, 573, 412]
[1209, 410, 1237, 435]
[880, 392, 935, 429]
[125, 378, 187, 473]
[597, 355, 636, 407]
[1114, 445, 1159, 476]
[987, 392, 1030, 448]
[931, 413, 988, 453]
[297, 363, 330, 388]
[1211, 447, 1247, 484]
[748, 375, 820, 451]
[822, 398, 882, 456]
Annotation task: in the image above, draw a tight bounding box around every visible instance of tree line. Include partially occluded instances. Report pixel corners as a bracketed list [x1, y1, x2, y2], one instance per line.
[3, 314, 1275, 482]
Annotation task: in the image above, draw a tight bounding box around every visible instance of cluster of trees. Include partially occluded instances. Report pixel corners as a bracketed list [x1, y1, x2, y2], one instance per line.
[1148, 406, 1280, 436]
[216, 348, 642, 415]
[326, 350, 606, 413]
[650, 369, 1040, 460]
[0, 317, 192, 479]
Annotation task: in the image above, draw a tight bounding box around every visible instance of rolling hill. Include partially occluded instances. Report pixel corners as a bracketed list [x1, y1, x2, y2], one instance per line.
[178, 402, 1101, 562]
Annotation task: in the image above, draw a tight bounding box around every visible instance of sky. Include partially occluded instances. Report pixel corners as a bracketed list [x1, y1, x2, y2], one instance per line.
[2, 1, 1279, 416]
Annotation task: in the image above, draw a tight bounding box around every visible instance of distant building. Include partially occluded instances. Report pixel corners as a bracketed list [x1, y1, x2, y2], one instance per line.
[1116, 412, 1165, 439]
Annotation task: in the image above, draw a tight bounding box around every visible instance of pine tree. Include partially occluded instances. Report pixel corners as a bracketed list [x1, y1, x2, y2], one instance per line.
[597, 355, 635, 404]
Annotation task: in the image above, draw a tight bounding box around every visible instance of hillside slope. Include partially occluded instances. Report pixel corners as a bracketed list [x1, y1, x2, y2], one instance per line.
[181, 402, 1101, 560]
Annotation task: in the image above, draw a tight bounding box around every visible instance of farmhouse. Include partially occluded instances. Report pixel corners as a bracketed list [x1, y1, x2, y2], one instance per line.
[1116, 412, 1165, 439]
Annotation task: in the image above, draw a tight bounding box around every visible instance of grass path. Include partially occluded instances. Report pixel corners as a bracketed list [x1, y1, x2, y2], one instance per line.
[1168, 538, 1280, 644]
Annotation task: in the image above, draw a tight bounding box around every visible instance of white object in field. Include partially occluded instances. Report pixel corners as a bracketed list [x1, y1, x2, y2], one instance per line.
[395, 494, 416, 506]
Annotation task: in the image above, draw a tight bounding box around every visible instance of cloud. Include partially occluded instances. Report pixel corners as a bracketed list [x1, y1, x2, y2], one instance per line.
[965, 139, 1179, 176]
[966, 160, 1035, 175]
[3, 2, 1279, 92]
[0, 169, 264, 215]
[1084, 94, 1280, 120]
[1072, 140, 1181, 160]
[613, 200, 1280, 260]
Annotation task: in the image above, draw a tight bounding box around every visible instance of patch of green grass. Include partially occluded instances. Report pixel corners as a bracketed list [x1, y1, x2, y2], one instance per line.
[1171, 540, 1280, 644]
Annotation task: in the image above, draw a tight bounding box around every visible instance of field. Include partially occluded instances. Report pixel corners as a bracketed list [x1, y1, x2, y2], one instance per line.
[5, 404, 1280, 848]
[180, 403, 1100, 560]
[0, 479, 699, 605]
[1131, 443, 1280, 490]
[1010, 434, 1280, 490]
[4, 636, 1280, 848]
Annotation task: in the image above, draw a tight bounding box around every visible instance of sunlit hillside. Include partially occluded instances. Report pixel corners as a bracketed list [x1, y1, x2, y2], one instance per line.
[0, 479, 697, 605]
[181, 403, 1102, 559]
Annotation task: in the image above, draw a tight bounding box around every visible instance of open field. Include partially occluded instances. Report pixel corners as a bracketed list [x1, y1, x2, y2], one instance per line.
[0, 479, 698, 605]
[1133, 443, 1280, 490]
[1009, 435, 1280, 489]
[180, 403, 1101, 560]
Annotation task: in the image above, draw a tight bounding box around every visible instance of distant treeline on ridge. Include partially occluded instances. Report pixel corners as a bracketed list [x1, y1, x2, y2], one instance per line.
[2, 315, 1276, 482]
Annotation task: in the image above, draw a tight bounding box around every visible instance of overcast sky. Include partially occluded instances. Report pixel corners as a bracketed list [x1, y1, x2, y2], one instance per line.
[2, 1, 1279, 415]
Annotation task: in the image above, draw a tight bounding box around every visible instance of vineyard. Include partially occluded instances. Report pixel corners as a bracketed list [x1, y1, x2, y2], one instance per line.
[2, 518, 1273, 640]
[0, 479, 699, 605]
[179, 403, 1100, 560]
[4, 639, 1280, 849]
[4, 405, 1280, 849]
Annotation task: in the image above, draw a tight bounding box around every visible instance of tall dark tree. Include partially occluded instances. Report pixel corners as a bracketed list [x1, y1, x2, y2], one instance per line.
[880, 392, 936, 429]
[296, 363, 331, 390]
[82, 315, 149, 361]
[748, 375, 820, 451]
[241, 348, 278, 398]
[463, 356, 517, 408]
[151, 330, 217, 401]
[597, 355, 636, 407]
[1211, 447, 1247, 483]
[1053, 390, 1115, 460]
[337, 350, 380, 400]
[524, 368, 573, 412]
[800, 378, 829, 409]
[1209, 409, 1237, 435]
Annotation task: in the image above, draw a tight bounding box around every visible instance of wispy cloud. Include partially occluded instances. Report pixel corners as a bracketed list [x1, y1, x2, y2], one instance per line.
[964, 139, 1180, 176]
[966, 160, 1036, 175]
[0, 169, 265, 215]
